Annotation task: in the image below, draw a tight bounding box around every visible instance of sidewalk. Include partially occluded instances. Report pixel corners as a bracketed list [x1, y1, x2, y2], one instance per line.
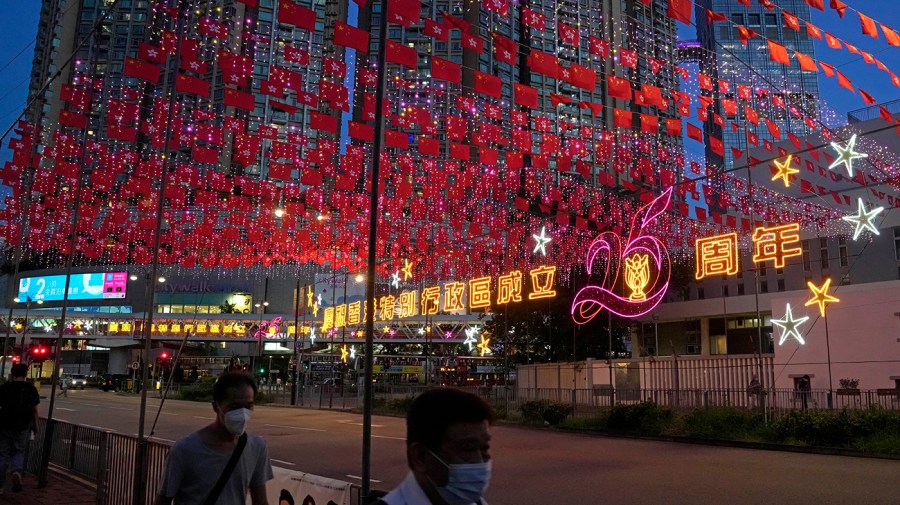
[0, 470, 95, 504]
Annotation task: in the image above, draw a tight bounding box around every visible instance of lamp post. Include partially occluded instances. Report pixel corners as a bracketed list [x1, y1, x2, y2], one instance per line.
[13, 296, 44, 359]
[254, 301, 268, 377]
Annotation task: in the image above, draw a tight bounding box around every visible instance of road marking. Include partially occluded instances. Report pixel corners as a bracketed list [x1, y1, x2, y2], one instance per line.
[264, 424, 326, 432]
[57, 407, 76, 411]
[107, 406, 130, 411]
[272, 459, 295, 466]
[372, 435, 405, 441]
[82, 403, 100, 407]
[194, 416, 215, 420]
[346, 475, 382, 483]
[337, 420, 382, 427]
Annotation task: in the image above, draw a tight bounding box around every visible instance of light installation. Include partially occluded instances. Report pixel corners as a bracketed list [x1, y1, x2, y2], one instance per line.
[571, 187, 672, 322]
[828, 134, 868, 177]
[805, 279, 839, 317]
[390, 270, 401, 288]
[695, 233, 739, 279]
[340, 344, 349, 362]
[842, 198, 884, 240]
[477, 334, 491, 356]
[532, 226, 552, 256]
[401, 259, 414, 281]
[752, 223, 801, 269]
[772, 304, 809, 346]
[463, 327, 479, 351]
[771, 155, 798, 188]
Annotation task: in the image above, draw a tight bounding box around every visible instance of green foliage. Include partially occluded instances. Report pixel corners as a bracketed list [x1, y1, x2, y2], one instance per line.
[518, 400, 573, 425]
[768, 407, 900, 448]
[678, 408, 764, 441]
[176, 383, 214, 402]
[606, 401, 673, 436]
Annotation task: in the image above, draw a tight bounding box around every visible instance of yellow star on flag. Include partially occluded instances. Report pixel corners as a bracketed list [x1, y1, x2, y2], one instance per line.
[401, 259, 414, 280]
[772, 155, 798, 187]
[805, 278, 839, 317]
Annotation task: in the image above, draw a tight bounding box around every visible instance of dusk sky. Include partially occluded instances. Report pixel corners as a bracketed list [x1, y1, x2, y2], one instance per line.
[0, 1, 898, 163]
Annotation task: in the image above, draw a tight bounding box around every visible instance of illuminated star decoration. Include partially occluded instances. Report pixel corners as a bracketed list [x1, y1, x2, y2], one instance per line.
[805, 279, 840, 317]
[311, 302, 320, 317]
[771, 155, 799, 187]
[308, 326, 316, 345]
[340, 344, 349, 362]
[401, 259, 414, 281]
[842, 198, 884, 240]
[306, 290, 314, 307]
[463, 327, 479, 351]
[828, 134, 868, 177]
[772, 303, 809, 346]
[532, 226, 552, 256]
[391, 270, 401, 288]
[349, 345, 356, 360]
[476, 334, 491, 356]
[316, 294, 323, 307]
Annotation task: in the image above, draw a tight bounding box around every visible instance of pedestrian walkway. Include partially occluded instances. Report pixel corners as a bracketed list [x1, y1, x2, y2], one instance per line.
[0, 470, 95, 504]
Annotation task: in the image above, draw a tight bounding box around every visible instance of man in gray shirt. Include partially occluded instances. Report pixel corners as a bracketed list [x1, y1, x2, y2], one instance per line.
[155, 372, 273, 505]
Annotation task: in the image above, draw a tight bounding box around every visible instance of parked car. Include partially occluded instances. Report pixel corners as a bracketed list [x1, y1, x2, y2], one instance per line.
[100, 374, 129, 392]
[68, 374, 88, 389]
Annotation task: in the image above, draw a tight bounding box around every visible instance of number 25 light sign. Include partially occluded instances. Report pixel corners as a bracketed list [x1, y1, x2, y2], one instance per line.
[571, 188, 672, 322]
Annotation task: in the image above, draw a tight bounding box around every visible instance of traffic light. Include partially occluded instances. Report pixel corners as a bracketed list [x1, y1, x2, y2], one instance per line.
[31, 345, 49, 362]
[160, 352, 169, 360]
[258, 367, 265, 374]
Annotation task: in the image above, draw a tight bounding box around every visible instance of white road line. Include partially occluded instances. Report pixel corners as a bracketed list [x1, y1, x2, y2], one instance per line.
[372, 435, 405, 441]
[264, 423, 326, 432]
[57, 407, 76, 411]
[271, 459, 296, 466]
[346, 475, 382, 483]
[336, 420, 382, 427]
[82, 403, 100, 407]
[107, 406, 130, 411]
[194, 416, 215, 420]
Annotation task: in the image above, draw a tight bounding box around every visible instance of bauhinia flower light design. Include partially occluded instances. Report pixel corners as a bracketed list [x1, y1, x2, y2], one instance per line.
[841, 198, 883, 240]
[571, 188, 672, 321]
[828, 134, 868, 177]
[772, 303, 809, 346]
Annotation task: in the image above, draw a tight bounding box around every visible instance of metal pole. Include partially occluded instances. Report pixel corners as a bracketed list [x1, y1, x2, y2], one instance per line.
[362, 0, 390, 495]
[134, 2, 187, 501]
[292, 280, 301, 406]
[824, 311, 834, 409]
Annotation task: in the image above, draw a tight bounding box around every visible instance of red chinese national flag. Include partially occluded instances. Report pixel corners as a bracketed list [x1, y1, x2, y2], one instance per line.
[607, 75, 632, 100]
[687, 123, 703, 142]
[309, 111, 339, 133]
[513, 83, 538, 108]
[859, 88, 876, 105]
[859, 13, 879, 39]
[613, 109, 632, 129]
[836, 70, 855, 92]
[640, 114, 658, 133]
[176, 73, 210, 96]
[570, 64, 596, 91]
[474, 71, 501, 98]
[224, 88, 255, 111]
[806, 0, 824, 10]
[278, 0, 316, 30]
[528, 49, 558, 77]
[58, 110, 88, 129]
[795, 52, 818, 72]
[348, 121, 374, 142]
[334, 21, 369, 53]
[124, 57, 160, 83]
[738, 26, 758, 45]
[431, 57, 461, 84]
[768, 40, 791, 65]
[386, 40, 417, 69]
[667, 0, 692, 25]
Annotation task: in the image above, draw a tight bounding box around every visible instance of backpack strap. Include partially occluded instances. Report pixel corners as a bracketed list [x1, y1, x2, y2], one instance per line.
[203, 432, 248, 505]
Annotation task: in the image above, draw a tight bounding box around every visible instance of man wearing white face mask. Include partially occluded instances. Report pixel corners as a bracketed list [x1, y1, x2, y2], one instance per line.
[155, 372, 273, 505]
[380, 388, 495, 505]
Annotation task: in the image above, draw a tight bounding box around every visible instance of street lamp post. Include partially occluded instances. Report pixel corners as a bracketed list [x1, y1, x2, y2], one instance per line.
[254, 301, 269, 377]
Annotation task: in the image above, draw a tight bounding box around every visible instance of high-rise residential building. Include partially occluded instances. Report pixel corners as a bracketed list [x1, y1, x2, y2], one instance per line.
[695, 0, 819, 169]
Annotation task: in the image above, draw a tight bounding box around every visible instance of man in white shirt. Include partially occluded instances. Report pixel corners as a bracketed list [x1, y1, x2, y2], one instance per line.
[381, 388, 494, 505]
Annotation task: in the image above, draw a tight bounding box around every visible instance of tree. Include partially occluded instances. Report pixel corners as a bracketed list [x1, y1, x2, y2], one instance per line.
[218, 301, 238, 313]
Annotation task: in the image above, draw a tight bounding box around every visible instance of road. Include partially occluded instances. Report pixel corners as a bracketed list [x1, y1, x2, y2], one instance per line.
[41, 389, 899, 504]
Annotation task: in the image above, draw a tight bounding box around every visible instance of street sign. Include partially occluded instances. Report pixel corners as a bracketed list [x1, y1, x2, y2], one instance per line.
[130, 361, 140, 370]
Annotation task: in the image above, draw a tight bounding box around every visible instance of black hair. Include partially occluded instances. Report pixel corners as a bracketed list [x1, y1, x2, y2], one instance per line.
[10, 364, 27, 378]
[213, 372, 257, 403]
[278, 489, 295, 505]
[406, 387, 494, 451]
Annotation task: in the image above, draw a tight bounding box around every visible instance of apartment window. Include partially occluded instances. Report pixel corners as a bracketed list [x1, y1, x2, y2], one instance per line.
[749, 13, 761, 25]
[722, 285, 729, 297]
[731, 13, 743, 24]
[893, 228, 900, 260]
[802, 240, 812, 272]
[698, 287, 705, 300]
[777, 279, 785, 291]
[760, 281, 768, 293]
[839, 237, 849, 267]
[738, 283, 745, 295]
[820, 237, 829, 269]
